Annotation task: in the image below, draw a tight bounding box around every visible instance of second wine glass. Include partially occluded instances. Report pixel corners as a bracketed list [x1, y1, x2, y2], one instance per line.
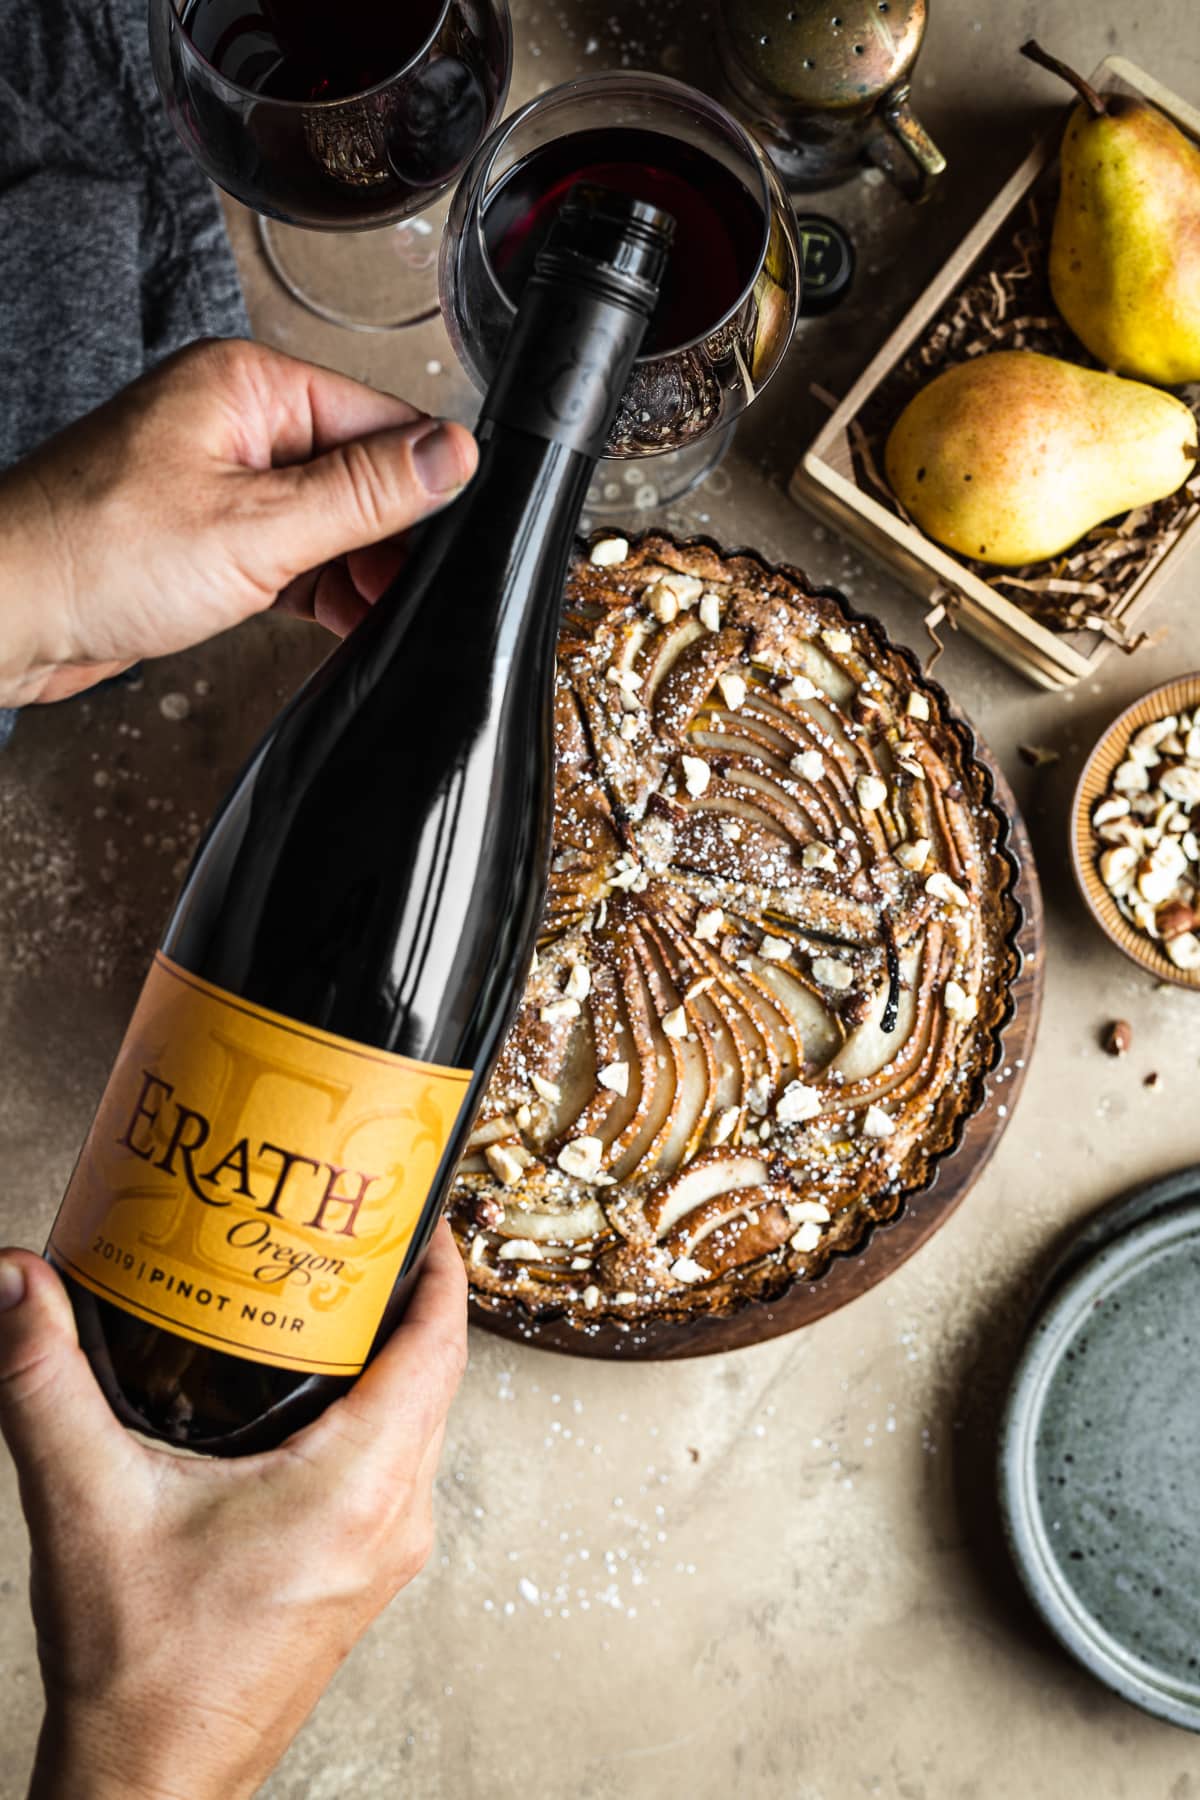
[439, 72, 803, 508]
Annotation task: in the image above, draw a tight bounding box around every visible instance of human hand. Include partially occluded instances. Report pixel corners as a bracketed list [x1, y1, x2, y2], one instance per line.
[0, 338, 478, 706]
[0, 1225, 468, 1800]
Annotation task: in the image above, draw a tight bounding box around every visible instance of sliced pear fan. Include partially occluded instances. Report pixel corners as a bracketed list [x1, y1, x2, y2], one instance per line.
[450, 537, 1016, 1326]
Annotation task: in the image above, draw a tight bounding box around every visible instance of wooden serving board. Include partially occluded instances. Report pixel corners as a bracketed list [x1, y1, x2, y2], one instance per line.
[469, 750, 1044, 1362]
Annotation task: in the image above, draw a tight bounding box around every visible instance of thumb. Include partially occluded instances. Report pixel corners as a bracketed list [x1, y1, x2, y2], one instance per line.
[0, 1251, 131, 1505]
[264, 417, 478, 581]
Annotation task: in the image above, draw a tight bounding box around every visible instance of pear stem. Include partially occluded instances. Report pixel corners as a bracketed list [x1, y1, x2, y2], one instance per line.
[1020, 40, 1109, 118]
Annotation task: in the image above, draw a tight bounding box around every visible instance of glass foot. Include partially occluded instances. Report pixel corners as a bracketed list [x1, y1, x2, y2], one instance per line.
[583, 426, 735, 520]
[257, 201, 450, 332]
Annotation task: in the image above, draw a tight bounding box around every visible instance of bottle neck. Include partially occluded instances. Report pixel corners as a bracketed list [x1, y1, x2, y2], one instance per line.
[479, 270, 652, 459]
[452, 417, 595, 594]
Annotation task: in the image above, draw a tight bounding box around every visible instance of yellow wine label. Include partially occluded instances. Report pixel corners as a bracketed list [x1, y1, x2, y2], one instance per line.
[47, 953, 471, 1376]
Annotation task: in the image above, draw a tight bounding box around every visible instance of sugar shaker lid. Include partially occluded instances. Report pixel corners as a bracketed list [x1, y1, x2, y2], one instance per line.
[793, 215, 855, 313]
[720, 0, 928, 110]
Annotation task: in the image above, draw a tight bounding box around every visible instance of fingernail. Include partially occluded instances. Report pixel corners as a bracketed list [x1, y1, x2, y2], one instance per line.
[0, 1257, 25, 1313]
[412, 422, 465, 497]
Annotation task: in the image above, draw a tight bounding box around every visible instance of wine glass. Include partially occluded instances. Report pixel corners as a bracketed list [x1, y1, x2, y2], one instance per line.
[439, 72, 802, 509]
[150, 0, 513, 331]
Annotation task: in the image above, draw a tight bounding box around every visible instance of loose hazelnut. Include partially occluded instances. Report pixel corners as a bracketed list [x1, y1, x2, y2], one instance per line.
[473, 1195, 505, 1229]
[1156, 900, 1197, 941]
[1102, 1019, 1133, 1057]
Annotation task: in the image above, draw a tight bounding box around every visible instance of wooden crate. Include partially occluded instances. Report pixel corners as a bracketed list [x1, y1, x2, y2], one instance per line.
[790, 58, 1200, 691]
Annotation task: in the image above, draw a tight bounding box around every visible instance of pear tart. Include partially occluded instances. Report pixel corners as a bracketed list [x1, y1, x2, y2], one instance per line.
[449, 534, 1018, 1332]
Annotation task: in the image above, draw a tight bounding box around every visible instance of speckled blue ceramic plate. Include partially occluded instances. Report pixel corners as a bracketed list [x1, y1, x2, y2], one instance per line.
[1000, 1198, 1200, 1732]
[1031, 1168, 1200, 1316]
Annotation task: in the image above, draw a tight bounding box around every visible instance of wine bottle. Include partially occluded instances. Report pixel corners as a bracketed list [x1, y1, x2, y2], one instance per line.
[46, 187, 674, 1455]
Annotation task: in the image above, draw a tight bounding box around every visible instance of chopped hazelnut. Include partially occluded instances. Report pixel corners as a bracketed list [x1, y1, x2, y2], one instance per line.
[811, 955, 853, 990]
[598, 1061, 630, 1096]
[590, 536, 628, 567]
[856, 774, 888, 812]
[1156, 900, 1196, 941]
[556, 1137, 605, 1180]
[682, 754, 711, 798]
[694, 906, 724, 942]
[485, 1143, 529, 1186]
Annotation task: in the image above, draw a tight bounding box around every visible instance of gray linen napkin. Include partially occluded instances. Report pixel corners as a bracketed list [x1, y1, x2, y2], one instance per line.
[0, 0, 251, 741]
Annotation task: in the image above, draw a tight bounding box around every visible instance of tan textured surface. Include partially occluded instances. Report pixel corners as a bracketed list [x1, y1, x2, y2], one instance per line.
[3, 2, 1200, 1796]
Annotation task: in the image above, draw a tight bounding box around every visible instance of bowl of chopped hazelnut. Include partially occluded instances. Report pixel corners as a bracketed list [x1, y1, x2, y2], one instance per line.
[1074, 676, 1200, 989]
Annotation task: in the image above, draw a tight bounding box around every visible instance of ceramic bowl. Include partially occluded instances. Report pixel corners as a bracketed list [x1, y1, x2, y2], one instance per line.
[1071, 674, 1200, 992]
[999, 1189, 1200, 1732]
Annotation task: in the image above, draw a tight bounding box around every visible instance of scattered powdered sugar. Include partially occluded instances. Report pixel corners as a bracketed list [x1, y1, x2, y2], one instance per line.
[437, 1364, 717, 1628]
[0, 770, 139, 990]
[426, 1316, 959, 1645]
[0, 668, 277, 992]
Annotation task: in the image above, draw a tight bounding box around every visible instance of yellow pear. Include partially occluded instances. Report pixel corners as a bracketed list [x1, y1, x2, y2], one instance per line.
[884, 350, 1197, 566]
[1024, 41, 1200, 385]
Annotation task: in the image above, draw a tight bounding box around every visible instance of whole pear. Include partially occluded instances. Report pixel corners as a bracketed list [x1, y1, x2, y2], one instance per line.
[1023, 41, 1200, 385]
[885, 350, 1197, 566]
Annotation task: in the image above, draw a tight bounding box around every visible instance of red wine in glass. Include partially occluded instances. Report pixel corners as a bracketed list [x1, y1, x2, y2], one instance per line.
[441, 74, 800, 480]
[166, 0, 509, 227]
[483, 128, 766, 357]
[181, 0, 444, 101]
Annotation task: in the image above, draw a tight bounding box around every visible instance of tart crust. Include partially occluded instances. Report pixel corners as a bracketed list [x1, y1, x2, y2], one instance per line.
[449, 533, 1021, 1331]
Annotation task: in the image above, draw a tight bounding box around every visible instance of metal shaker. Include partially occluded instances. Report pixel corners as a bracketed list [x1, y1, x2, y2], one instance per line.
[717, 0, 945, 200]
